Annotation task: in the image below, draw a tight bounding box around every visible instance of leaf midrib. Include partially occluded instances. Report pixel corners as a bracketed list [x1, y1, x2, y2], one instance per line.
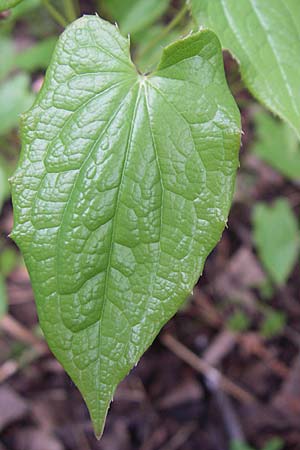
[55, 80, 137, 296]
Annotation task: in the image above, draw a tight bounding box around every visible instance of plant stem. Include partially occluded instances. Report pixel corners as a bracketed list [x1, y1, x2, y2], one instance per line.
[63, 0, 77, 22]
[73, 0, 81, 16]
[42, 0, 68, 27]
[138, 3, 189, 60]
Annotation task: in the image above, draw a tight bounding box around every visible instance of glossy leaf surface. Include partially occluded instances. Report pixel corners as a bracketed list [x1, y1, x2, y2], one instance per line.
[253, 199, 299, 286]
[190, 0, 300, 139]
[12, 15, 240, 436]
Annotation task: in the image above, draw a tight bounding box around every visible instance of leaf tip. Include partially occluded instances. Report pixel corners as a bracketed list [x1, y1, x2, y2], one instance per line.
[91, 413, 107, 441]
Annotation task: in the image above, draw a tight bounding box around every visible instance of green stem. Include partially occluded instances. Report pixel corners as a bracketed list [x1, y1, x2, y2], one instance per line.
[73, 0, 81, 16]
[138, 3, 189, 60]
[63, 0, 77, 22]
[42, 0, 68, 27]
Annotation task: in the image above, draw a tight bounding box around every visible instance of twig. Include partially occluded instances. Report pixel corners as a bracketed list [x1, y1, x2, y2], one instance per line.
[203, 329, 237, 366]
[42, 0, 68, 27]
[161, 334, 255, 404]
[63, 0, 77, 22]
[137, 3, 189, 61]
[212, 388, 245, 443]
[0, 347, 46, 384]
[0, 314, 46, 353]
[158, 423, 197, 450]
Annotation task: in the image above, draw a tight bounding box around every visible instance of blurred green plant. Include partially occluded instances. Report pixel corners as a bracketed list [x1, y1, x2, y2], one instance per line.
[0, 157, 10, 212]
[133, 25, 181, 72]
[0, 73, 34, 136]
[230, 437, 284, 450]
[252, 111, 300, 181]
[226, 309, 251, 333]
[0, 246, 18, 276]
[0, 0, 40, 22]
[260, 310, 286, 339]
[0, 0, 24, 12]
[0, 273, 7, 319]
[253, 199, 299, 286]
[99, 0, 170, 37]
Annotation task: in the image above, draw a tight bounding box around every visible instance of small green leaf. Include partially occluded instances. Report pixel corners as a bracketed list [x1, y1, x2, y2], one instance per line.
[262, 437, 284, 450]
[227, 310, 251, 332]
[252, 111, 300, 181]
[230, 440, 255, 450]
[253, 199, 299, 286]
[0, 0, 23, 11]
[12, 15, 240, 436]
[260, 310, 286, 339]
[101, 0, 170, 36]
[190, 0, 300, 139]
[0, 73, 35, 135]
[0, 274, 7, 319]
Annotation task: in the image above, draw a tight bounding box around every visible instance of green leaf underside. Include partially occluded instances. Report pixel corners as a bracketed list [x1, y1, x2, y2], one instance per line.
[253, 199, 299, 286]
[12, 15, 240, 437]
[0, 0, 23, 11]
[190, 0, 300, 139]
[252, 111, 300, 181]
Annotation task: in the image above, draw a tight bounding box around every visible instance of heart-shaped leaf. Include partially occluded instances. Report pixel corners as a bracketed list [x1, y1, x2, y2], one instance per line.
[11, 15, 240, 436]
[190, 0, 300, 139]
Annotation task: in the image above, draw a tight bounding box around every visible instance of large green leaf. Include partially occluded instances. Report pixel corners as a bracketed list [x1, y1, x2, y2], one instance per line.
[101, 0, 170, 36]
[12, 15, 240, 436]
[252, 111, 300, 181]
[253, 199, 299, 286]
[0, 0, 23, 11]
[190, 0, 300, 139]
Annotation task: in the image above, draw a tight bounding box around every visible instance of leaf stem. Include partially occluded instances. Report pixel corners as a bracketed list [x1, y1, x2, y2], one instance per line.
[73, 0, 81, 16]
[42, 0, 68, 27]
[63, 0, 77, 22]
[138, 3, 189, 60]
